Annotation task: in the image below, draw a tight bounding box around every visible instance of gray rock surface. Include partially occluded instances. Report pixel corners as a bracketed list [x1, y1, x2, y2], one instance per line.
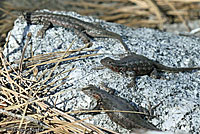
[4, 10, 200, 134]
[164, 20, 200, 36]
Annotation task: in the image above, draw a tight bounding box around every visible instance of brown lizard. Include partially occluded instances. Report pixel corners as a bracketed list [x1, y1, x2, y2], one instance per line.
[22, 11, 131, 53]
[82, 84, 160, 131]
[100, 54, 200, 87]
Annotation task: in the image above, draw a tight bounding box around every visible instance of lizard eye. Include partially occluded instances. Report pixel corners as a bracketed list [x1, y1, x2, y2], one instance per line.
[107, 59, 113, 64]
[107, 61, 111, 64]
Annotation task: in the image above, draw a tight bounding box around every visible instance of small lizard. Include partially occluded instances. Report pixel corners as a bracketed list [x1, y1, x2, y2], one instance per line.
[100, 54, 200, 87]
[82, 84, 160, 131]
[22, 11, 131, 53]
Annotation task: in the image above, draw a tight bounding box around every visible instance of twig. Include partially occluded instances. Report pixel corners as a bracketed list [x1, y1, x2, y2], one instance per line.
[0, 109, 48, 128]
[17, 102, 28, 134]
[19, 32, 32, 74]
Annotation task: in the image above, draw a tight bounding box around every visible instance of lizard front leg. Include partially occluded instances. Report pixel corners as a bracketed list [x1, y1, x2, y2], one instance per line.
[37, 21, 52, 38]
[126, 71, 136, 88]
[150, 68, 159, 79]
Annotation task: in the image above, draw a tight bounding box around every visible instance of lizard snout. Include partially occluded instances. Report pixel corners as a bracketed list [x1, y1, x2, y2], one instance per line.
[100, 57, 114, 66]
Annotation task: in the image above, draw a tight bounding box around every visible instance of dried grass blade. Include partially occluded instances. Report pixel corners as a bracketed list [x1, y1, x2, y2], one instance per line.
[19, 32, 32, 74]
[17, 103, 28, 134]
[38, 117, 93, 134]
[27, 53, 99, 68]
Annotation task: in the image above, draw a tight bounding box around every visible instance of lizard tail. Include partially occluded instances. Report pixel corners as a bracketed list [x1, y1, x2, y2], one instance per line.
[154, 62, 200, 72]
[110, 33, 132, 54]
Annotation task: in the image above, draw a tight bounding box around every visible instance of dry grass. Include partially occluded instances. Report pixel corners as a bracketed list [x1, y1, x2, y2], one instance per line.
[0, 34, 153, 133]
[1, 0, 200, 40]
[62, 0, 200, 30]
[0, 33, 117, 133]
[1, 0, 200, 133]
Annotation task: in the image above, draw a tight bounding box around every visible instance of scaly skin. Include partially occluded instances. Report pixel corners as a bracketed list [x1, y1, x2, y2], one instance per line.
[22, 11, 131, 53]
[82, 85, 160, 131]
[101, 54, 200, 78]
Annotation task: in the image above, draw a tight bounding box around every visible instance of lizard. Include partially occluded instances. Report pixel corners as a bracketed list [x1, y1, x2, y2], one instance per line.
[81, 84, 160, 131]
[100, 54, 200, 87]
[22, 11, 131, 53]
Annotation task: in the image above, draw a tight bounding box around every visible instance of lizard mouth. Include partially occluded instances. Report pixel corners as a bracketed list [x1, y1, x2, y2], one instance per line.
[82, 85, 102, 100]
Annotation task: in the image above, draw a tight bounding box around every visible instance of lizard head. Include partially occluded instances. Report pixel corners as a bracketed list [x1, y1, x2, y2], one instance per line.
[82, 85, 102, 101]
[21, 11, 43, 24]
[100, 57, 120, 72]
[100, 57, 115, 67]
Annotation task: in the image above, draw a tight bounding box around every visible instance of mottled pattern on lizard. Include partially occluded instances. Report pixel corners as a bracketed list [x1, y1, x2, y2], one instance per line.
[82, 84, 160, 131]
[22, 11, 131, 53]
[100, 54, 200, 86]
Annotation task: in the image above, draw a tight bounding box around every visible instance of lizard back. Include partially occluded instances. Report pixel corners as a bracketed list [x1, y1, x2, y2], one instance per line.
[82, 85, 160, 131]
[101, 56, 155, 76]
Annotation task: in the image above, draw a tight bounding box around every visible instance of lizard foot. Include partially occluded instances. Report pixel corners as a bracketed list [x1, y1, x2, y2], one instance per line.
[127, 78, 137, 89]
[36, 30, 45, 38]
[140, 101, 163, 120]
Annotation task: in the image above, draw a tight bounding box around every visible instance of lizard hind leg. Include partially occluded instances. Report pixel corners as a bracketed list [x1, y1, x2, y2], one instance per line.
[138, 101, 162, 120]
[74, 28, 93, 48]
[150, 68, 169, 80]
